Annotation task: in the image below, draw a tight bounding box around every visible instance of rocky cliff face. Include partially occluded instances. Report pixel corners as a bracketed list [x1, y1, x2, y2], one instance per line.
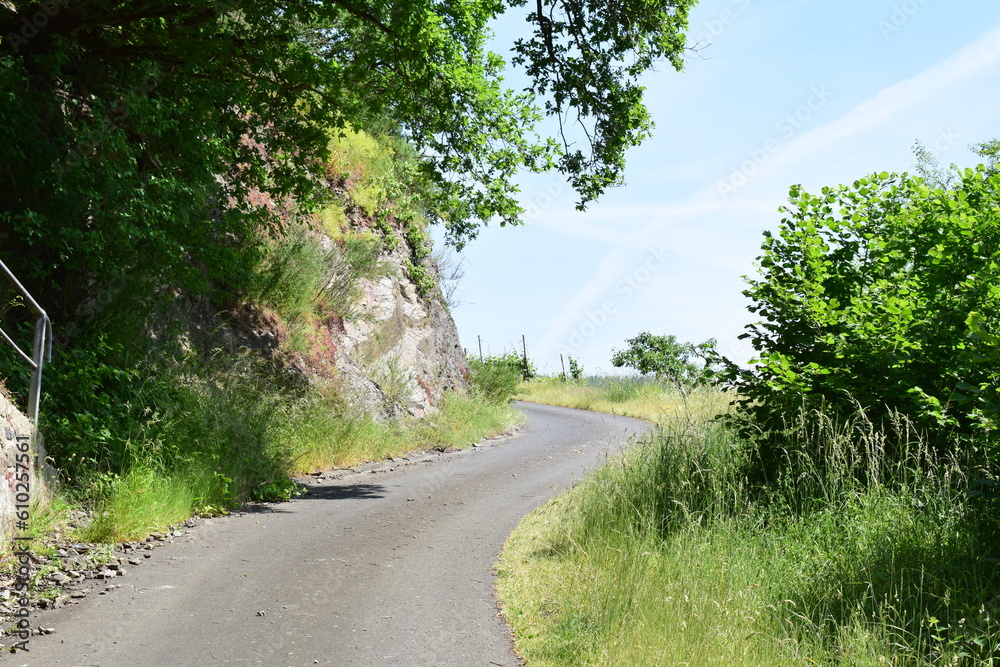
[226, 222, 469, 422]
[330, 241, 467, 419]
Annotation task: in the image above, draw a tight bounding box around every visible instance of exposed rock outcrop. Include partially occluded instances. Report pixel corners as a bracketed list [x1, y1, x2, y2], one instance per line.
[335, 243, 466, 419]
[0, 388, 55, 543]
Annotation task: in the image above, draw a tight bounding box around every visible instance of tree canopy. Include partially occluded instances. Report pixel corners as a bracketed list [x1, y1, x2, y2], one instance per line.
[1, 0, 696, 318]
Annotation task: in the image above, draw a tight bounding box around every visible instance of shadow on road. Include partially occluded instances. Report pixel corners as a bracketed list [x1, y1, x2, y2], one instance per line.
[301, 482, 388, 501]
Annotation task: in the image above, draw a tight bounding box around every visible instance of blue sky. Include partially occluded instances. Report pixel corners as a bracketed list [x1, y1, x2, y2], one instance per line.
[437, 0, 1000, 375]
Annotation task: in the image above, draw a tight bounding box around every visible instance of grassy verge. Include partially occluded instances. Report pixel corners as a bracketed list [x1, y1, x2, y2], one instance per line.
[284, 390, 522, 474]
[77, 387, 520, 543]
[496, 387, 1000, 665]
[515, 375, 728, 424]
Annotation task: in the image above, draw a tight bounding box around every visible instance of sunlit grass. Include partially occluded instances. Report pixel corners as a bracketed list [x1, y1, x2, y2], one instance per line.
[497, 388, 1000, 665]
[284, 390, 522, 473]
[515, 375, 729, 425]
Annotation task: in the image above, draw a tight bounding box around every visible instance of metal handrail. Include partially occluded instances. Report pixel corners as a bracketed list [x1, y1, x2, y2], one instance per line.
[0, 258, 52, 428]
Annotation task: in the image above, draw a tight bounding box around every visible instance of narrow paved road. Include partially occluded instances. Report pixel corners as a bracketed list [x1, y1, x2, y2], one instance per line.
[16, 402, 651, 666]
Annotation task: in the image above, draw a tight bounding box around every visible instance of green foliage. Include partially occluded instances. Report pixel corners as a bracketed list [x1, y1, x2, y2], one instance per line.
[397, 216, 437, 297]
[467, 353, 525, 404]
[611, 332, 720, 390]
[568, 355, 584, 381]
[498, 399, 1000, 665]
[254, 224, 384, 326]
[731, 166, 1000, 450]
[0, 0, 698, 319]
[405, 260, 436, 298]
[512, 0, 697, 206]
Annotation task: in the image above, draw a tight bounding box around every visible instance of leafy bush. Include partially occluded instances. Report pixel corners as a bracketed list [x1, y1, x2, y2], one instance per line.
[567, 355, 584, 381]
[730, 166, 1000, 456]
[468, 354, 525, 404]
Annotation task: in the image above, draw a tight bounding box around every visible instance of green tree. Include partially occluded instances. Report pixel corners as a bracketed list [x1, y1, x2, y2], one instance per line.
[0, 0, 698, 320]
[731, 164, 1000, 448]
[611, 332, 719, 390]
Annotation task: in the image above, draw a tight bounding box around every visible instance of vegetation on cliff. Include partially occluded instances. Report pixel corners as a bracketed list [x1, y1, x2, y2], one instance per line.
[0, 0, 697, 542]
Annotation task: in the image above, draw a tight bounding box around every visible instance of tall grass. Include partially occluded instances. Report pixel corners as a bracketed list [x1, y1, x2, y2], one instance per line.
[497, 392, 1000, 665]
[282, 389, 521, 474]
[78, 373, 519, 543]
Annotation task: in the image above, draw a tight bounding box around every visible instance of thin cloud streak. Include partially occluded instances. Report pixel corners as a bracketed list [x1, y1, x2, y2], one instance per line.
[537, 23, 1000, 357]
[764, 21, 1000, 176]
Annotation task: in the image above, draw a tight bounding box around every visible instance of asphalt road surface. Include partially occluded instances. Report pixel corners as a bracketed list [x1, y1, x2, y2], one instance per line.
[14, 402, 651, 666]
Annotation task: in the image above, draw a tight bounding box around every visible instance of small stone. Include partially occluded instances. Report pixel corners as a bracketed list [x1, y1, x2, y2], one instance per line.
[143, 553, 152, 559]
[256, 610, 266, 617]
[50, 572, 71, 585]
[69, 591, 88, 599]
[127, 558, 142, 566]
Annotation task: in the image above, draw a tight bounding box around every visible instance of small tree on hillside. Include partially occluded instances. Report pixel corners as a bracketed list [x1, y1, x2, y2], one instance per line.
[611, 332, 720, 391]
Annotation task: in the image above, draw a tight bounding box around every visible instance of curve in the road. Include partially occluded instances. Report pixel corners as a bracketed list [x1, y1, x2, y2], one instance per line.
[16, 402, 652, 666]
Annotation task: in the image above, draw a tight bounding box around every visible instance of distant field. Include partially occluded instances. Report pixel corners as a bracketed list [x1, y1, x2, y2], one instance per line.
[514, 375, 730, 425]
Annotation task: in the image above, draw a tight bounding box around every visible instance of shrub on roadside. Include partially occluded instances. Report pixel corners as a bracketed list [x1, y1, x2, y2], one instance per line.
[468, 353, 524, 404]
